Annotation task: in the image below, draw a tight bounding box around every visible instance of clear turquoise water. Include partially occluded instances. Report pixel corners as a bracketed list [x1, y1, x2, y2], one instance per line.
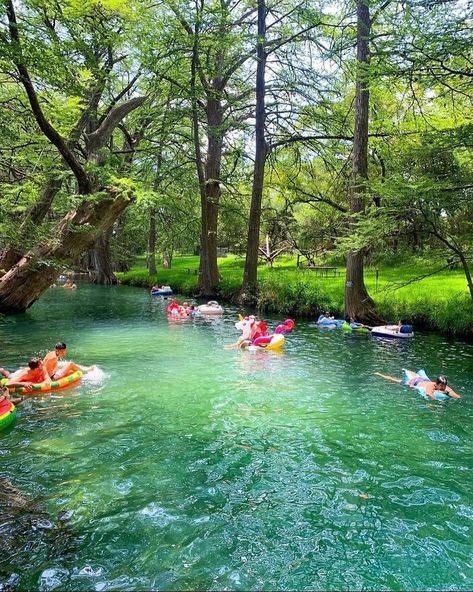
[1, 284, 473, 591]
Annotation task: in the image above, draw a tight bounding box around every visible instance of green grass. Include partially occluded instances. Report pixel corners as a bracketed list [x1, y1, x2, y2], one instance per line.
[117, 255, 473, 334]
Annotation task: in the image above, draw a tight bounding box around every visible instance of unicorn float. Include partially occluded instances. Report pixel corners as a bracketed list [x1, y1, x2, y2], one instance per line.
[228, 315, 294, 351]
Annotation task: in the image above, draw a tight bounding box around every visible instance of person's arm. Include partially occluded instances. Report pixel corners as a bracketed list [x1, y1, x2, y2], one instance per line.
[6, 381, 34, 393]
[41, 368, 51, 385]
[446, 386, 461, 399]
[374, 372, 402, 383]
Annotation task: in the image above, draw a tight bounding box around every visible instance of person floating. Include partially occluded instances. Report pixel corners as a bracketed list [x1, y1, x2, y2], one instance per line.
[318, 311, 334, 322]
[43, 342, 95, 379]
[1, 366, 34, 395]
[7, 357, 50, 390]
[345, 315, 371, 330]
[375, 370, 461, 400]
[386, 319, 411, 334]
[225, 315, 268, 349]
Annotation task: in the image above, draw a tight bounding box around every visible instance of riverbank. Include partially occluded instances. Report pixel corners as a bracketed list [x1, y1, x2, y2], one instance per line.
[117, 255, 473, 335]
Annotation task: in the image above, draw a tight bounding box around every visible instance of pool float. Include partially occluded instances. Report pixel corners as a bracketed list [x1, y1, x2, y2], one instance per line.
[249, 333, 285, 351]
[0, 398, 16, 431]
[151, 285, 173, 296]
[342, 321, 370, 334]
[402, 369, 451, 401]
[275, 319, 295, 335]
[317, 315, 344, 328]
[233, 317, 284, 351]
[2, 370, 83, 395]
[198, 301, 224, 315]
[371, 324, 413, 339]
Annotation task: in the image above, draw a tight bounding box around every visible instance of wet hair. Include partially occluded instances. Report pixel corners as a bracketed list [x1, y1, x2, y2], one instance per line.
[55, 342, 67, 350]
[436, 375, 448, 386]
[28, 357, 42, 369]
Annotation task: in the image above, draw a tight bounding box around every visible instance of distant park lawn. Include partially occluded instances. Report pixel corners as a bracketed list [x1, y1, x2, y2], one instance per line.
[117, 254, 473, 334]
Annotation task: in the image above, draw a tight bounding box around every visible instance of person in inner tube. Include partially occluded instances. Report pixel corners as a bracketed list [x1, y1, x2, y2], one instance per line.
[43, 342, 95, 380]
[6, 357, 50, 391]
[386, 319, 411, 333]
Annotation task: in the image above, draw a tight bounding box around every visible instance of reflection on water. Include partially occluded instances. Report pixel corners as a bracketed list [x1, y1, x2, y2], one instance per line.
[1, 284, 473, 590]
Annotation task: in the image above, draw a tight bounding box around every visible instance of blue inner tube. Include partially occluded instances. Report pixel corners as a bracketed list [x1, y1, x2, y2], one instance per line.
[317, 315, 343, 327]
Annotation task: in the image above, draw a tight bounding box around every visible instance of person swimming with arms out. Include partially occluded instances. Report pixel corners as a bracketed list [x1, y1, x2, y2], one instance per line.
[375, 371, 461, 400]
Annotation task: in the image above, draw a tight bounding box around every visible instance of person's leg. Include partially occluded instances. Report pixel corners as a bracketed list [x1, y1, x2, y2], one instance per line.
[56, 361, 95, 377]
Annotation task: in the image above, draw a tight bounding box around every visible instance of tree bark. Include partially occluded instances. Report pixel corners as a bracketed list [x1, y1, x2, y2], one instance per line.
[147, 209, 157, 275]
[240, 0, 267, 304]
[0, 188, 131, 314]
[199, 98, 223, 294]
[344, 0, 378, 323]
[187, 15, 225, 297]
[92, 227, 118, 285]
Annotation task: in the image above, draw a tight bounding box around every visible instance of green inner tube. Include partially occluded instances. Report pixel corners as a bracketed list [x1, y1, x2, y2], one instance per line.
[342, 321, 370, 334]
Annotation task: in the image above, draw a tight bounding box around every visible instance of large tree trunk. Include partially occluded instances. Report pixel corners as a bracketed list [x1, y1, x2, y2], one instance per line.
[198, 98, 223, 296]
[344, 0, 377, 323]
[0, 188, 131, 314]
[92, 227, 118, 284]
[240, 0, 267, 304]
[147, 209, 157, 275]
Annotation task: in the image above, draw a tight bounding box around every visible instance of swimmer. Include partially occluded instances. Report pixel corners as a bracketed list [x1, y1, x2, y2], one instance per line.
[375, 371, 461, 400]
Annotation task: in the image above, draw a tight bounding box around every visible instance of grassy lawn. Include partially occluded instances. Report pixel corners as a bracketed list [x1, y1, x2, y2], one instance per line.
[118, 254, 473, 334]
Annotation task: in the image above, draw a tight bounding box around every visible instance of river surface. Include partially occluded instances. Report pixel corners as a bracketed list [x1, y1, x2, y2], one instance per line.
[1, 284, 473, 591]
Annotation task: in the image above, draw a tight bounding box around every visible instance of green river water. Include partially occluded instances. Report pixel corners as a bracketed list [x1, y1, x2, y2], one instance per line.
[1, 284, 473, 591]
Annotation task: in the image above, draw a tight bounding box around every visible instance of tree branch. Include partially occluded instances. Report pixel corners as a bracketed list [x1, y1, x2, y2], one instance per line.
[87, 96, 147, 157]
[5, 0, 92, 193]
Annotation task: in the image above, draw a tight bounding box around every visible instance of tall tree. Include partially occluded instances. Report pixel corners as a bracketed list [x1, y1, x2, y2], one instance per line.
[162, 0, 256, 295]
[0, 0, 146, 313]
[240, 0, 267, 302]
[343, 0, 377, 322]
